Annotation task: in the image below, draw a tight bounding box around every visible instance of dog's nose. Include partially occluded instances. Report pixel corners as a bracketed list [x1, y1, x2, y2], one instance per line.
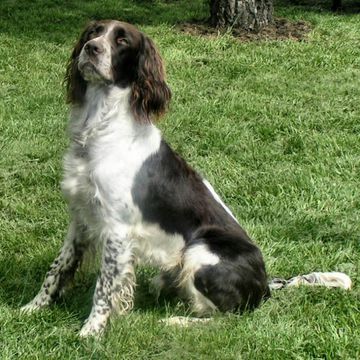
[84, 41, 104, 56]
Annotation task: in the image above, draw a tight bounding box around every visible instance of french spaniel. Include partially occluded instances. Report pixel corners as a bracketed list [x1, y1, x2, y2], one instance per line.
[21, 20, 270, 337]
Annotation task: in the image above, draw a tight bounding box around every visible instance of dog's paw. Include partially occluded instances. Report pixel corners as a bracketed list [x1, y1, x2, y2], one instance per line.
[20, 295, 50, 314]
[149, 274, 164, 299]
[79, 320, 105, 338]
[20, 304, 39, 314]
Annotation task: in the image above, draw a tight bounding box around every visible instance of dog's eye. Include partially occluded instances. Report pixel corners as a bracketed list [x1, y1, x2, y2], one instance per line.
[89, 26, 103, 36]
[116, 37, 128, 46]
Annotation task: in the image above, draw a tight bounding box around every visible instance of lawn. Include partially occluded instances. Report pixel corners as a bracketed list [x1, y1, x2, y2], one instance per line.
[0, 0, 359, 358]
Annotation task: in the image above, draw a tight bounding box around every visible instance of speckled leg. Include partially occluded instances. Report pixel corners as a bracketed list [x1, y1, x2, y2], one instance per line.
[79, 234, 135, 337]
[21, 221, 88, 312]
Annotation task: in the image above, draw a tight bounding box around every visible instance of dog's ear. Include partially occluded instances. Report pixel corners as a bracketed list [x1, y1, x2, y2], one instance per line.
[64, 22, 94, 104]
[130, 35, 171, 123]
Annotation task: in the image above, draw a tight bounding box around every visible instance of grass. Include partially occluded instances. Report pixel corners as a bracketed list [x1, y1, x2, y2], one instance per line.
[1, 0, 360, 358]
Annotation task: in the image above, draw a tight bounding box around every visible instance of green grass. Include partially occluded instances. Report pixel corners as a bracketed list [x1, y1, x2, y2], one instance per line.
[1, 0, 360, 358]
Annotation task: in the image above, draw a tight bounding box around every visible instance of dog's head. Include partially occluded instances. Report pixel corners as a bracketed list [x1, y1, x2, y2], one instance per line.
[65, 20, 171, 122]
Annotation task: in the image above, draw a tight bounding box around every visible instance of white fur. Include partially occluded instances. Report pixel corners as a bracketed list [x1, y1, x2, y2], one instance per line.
[132, 222, 185, 270]
[203, 179, 238, 223]
[179, 244, 220, 315]
[62, 85, 161, 238]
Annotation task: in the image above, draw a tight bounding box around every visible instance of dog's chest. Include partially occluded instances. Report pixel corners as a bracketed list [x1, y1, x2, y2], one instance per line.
[61, 122, 161, 226]
[61, 137, 186, 268]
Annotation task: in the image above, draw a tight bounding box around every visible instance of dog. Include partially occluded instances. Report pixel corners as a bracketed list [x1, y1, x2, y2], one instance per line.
[21, 20, 270, 337]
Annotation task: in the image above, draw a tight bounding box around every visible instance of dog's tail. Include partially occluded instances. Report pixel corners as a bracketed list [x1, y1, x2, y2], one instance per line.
[268, 271, 352, 291]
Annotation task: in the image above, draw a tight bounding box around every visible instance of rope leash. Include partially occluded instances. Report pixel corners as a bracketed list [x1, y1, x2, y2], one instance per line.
[268, 272, 352, 291]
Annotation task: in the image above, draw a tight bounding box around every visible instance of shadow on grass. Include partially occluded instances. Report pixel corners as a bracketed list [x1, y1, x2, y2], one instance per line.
[277, 0, 360, 14]
[1, 0, 358, 49]
[0, 0, 207, 44]
[0, 250, 178, 321]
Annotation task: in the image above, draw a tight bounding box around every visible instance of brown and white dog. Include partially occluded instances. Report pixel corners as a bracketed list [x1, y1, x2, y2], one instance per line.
[21, 20, 269, 337]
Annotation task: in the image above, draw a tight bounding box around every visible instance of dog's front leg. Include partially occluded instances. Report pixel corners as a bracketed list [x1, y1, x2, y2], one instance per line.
[79, 228, 135, 337]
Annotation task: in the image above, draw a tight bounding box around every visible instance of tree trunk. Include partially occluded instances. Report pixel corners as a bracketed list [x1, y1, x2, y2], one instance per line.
[210, 0, 273, 32]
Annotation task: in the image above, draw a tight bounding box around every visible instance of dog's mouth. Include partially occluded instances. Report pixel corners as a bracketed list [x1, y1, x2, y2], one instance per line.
[78, 59, 98, 75]
[78, 57, 113, 84]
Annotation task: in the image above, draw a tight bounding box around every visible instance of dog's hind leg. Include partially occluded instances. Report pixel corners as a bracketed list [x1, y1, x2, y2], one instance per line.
[179, 227, 269, 315]
[21, 220, 89, 312]
[150, 267, 181, 300]
[178, 243, 220, 316]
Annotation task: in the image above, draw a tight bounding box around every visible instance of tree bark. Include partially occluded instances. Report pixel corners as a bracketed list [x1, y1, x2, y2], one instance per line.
[210, 0, 273, 32]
